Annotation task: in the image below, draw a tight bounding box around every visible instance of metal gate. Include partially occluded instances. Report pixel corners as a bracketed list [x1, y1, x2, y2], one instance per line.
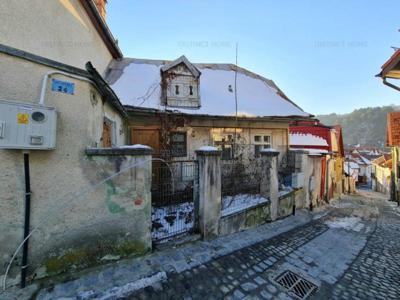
[151, 160, 198, 242]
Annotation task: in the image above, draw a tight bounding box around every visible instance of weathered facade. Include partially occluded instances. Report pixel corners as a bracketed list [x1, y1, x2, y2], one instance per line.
[0, 0, 153, 288]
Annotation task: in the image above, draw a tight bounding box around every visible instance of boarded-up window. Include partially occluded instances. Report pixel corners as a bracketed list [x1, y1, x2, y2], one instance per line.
[102, 118, 116, 147]
[102, 120, 112, 147]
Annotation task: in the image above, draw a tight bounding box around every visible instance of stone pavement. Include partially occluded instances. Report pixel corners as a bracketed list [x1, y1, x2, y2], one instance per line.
[125, 191, 400, 300]
[4, 190, 400, 300]
[3, 205, 326, 300]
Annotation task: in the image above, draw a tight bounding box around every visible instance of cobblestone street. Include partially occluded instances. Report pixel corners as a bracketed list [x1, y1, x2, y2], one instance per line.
[126, 191, 400, 300]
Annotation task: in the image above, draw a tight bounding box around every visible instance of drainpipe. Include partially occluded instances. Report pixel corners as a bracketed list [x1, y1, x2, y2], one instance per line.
[325, 156, 334, 203]
[383, 78, 400, 93]
[21, 151, 31, 288]
[39, 71, 94, 106]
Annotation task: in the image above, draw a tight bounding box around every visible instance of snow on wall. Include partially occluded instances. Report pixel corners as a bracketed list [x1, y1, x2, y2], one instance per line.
[109, 60, 310, 117]
[221, 194, 269, 217]
[289, 133, 329, 147]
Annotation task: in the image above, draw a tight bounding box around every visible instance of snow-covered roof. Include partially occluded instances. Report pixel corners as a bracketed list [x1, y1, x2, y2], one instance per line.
[105, 58, 311, 118]
[289, 133, 329, 147]
[290, 148, 328, 155]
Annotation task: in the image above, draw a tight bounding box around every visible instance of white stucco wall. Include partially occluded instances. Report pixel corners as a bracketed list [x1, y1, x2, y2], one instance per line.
[0, 53, 126, 285]
[0, 0, 113, 73]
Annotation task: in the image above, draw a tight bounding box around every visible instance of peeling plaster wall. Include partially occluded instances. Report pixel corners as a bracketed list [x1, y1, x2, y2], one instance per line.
[0, 54, 127, 285]
[0, 0, 113, 73]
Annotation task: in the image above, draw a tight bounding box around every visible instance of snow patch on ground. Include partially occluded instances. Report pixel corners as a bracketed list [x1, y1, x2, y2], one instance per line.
[221, 194, 269, 217]
[325, 217, 364, 232]
[152, 202, 194, 240]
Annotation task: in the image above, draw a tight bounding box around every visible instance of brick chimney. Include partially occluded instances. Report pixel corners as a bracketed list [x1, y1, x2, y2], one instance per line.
[94, 0, 107, 20]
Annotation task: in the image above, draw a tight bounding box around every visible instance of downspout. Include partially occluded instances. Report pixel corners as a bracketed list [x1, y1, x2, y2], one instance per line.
[382, 78, 400, 93]
[21, 151, 31, 288]
[39, 71, 94, 106]
[325, 156, 334, 203]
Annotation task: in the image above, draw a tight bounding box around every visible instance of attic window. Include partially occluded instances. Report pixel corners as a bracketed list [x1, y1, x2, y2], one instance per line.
[189, 85, 194, 96]
[175, 85, 180, 95]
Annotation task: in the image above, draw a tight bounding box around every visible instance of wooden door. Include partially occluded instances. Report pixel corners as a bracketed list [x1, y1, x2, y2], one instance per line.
[131, 129, 161, 186]
[131, 129, 160, 151]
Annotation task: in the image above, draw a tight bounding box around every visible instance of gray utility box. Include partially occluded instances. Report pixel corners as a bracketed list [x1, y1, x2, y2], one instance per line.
[0, 100, 57, 150]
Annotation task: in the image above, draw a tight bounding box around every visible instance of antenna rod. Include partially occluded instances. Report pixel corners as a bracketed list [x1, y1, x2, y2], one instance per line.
[234, 43, 238, 155]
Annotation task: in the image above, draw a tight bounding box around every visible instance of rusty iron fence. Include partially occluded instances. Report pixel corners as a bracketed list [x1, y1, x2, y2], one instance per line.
[151, 160, 198, 242]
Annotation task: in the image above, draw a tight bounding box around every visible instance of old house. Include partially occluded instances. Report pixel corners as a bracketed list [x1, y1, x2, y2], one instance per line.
[106, 56, 312, 161]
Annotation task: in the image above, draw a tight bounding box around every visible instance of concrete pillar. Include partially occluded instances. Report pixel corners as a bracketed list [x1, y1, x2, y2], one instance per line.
[195, 147, 222, 239]
[260, 149, 279, 221]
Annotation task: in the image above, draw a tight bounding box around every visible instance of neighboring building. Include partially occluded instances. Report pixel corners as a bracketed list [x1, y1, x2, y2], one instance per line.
[378, 50, 400, 201]
[106, 56, 312, 163]
[0, 0, 137, 286]
[289, 121, 345, 202]
[371, 154, 392, 194]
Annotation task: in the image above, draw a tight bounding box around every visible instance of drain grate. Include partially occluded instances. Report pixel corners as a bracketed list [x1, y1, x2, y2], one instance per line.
[275, 270, 318, 299]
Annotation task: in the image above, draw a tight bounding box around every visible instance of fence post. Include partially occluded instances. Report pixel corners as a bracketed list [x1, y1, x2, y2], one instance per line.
[195, 147, 222, 239]
[260, 149, 280, 221]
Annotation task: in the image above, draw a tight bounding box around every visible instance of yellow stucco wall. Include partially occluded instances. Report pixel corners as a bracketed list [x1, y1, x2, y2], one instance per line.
[0, 0, 113, 73]
[0, 52, 126, 285]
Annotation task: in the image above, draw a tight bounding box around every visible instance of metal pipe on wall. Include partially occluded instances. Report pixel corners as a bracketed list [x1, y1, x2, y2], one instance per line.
[21, 151, 31, 288]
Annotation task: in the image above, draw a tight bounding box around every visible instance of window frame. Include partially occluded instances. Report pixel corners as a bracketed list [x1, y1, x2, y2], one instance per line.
[170, 131, 187, 157]
[254, 134, 272, 156]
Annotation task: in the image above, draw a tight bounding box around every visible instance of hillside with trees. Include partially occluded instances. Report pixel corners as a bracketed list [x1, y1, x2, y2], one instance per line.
[317, 105, 399, 148]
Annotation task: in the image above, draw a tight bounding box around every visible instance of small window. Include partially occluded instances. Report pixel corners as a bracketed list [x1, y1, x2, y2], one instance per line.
[170, 132, 187, 157]
[254, 134, 272, 156]
[189, 85, 194, 96]
[175, 85, 180, 95]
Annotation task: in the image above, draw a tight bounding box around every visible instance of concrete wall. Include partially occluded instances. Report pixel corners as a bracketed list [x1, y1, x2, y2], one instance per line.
[0, 0, 113, 73]
[278, 192, 295, 219]
[219, 202, 271, 236]
[0, 54, 126, 286]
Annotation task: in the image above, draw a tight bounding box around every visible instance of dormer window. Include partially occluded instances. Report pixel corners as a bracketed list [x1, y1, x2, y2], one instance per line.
[161, 55, 201, 108]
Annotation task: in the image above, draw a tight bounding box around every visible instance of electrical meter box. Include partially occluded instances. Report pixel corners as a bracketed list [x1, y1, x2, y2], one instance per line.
[0, 100, 57, 150]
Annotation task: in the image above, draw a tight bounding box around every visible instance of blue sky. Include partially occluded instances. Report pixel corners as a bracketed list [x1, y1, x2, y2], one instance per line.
[107, 0, 400, 115]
